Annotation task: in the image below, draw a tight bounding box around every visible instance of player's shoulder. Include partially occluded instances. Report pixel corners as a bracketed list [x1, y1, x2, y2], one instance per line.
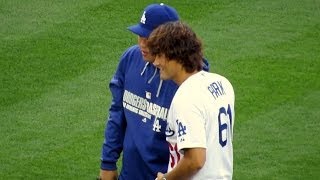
[174, 73, 203, 100]
[207, 72, 233, 85]
[119, 45, 142, 63]
[122, 45, 140, 56]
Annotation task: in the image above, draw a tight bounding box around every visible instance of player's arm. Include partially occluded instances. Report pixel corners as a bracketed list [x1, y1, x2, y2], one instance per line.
[158, 96, 206, 180]
[99, 51, 129, 179]
[157, 148, 206, 180]
[100, 74, 126, 178]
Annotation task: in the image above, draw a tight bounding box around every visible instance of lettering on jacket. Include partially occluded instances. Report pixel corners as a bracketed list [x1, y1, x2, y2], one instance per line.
[123, 90, 168, 121]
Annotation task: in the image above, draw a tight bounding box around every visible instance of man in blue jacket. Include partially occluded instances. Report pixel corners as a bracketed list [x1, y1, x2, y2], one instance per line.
[98, 3, 209, 180]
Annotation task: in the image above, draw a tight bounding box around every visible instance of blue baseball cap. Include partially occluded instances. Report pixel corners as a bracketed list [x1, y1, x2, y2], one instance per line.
[128, 3, 179, 38]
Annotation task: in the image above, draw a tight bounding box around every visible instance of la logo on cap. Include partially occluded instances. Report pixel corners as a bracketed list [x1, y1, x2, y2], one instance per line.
[140, 11, 146, 24]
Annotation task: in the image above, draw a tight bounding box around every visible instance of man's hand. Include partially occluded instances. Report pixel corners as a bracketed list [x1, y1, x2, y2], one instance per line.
[98, 169, 118, 180]
[156, 172, 166, 180]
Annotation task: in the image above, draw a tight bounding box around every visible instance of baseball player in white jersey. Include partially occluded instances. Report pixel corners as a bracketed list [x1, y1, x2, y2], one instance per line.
[147, 21, 235, 180]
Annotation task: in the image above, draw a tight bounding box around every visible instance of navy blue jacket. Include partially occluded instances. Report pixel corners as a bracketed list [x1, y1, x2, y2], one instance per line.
[100, 45, 209, 180]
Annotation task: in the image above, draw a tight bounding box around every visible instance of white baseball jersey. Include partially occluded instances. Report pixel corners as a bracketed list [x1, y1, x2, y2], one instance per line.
[166, 70, 235, 180]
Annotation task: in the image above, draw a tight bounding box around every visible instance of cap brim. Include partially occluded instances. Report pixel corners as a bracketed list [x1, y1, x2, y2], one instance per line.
[127, 24, 152, 38]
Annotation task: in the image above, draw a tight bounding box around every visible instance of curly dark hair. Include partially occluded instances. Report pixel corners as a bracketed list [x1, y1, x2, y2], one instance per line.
[147, 21, 203, 73]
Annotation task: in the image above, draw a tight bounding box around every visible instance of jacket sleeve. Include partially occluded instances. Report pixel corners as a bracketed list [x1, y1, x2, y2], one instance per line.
[100, 52, 128, 170]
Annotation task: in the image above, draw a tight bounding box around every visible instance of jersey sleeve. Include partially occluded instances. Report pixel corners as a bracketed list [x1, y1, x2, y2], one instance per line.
[173, 95, 207, 153]
[100, 50, 129, 170]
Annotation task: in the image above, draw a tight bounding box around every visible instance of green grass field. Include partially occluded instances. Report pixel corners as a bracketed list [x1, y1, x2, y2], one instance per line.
[1, 0, 319, 179]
